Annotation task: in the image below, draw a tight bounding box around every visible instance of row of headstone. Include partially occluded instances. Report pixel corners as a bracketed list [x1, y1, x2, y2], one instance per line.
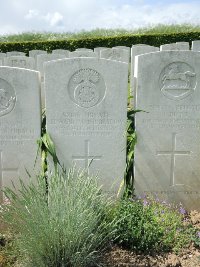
[0, 56, 129, 201]
[0, 43, 200, 210]
[1, 41, 200, 72]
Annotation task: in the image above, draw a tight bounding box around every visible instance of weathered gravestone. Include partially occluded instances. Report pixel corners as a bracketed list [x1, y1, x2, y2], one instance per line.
[130, 45, 159, 106]
[52, 49, 70, 57]
[6, 51, 26, 56]
[134, 51, 200, 210]
[94, 47, 107, 56]
[69, 51, 98, 58]
[37, 54, 66, 78]
[0, 53, 6, 63]
[160, 42, 189, 51]
[4, 56, 35, 69]
[100, 48, 129, 63]
[37, 54, 66, 108]
[0, 67, 41, 200]
[29, 50, 47, 69]
[29, 50, 47, 58]
[113, 46, 130, 52]
[191, 40, 200, 51]
[45, 58, 128, 191]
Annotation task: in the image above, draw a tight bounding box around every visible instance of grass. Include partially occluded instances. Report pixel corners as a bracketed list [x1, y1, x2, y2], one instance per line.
[1, 168, 116, 267]
[0, 24, 199, 42]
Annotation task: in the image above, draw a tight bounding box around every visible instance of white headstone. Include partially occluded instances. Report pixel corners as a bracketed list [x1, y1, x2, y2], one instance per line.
[75, 48, 93, 52]
[29, 50, 47, 69]
[36, 54, 66, 78]
[4, 56, 35, 70]
[45, 58, 128, 192]
[100, 48, 129, 63]
[0, 53, 6, 59]
[37, 54, 66, 108]
[130, 45, 159, 106]
[94, 47, 107, 55]
[6, 51, 26, 56]
[113, 46, 130, 52]
[69, 51, 98, 58]
[29, 50, 47, 58]
[160, 42, 189, 51]
[52, 49, 70, 57]
[134, 51, 200, 210]
[191, 40, 200, 51]
[0, 67, 41, 200]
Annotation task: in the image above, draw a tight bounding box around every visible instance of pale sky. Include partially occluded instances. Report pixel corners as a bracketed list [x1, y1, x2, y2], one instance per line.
[0, 0, 200, 34]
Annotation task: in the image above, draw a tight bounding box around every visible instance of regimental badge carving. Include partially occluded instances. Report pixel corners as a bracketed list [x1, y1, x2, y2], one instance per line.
[159, 62, 197, 100]
[0, 79, 16, 116]
[68, 68, 106, 108]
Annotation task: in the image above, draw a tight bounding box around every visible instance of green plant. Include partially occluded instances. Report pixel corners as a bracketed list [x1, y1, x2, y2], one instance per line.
[113, 195, 191, 253]
[1, 168, 116, 267]
[0, 30, 200, 54]
[191, 230, 200, 248]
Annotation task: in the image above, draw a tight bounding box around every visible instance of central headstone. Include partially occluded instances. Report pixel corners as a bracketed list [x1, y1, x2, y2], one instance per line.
[45, 58, 128, 191]
[134, 51, 200, 210]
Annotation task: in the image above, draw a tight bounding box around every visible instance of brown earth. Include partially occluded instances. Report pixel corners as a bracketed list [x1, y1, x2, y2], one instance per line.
[0, 211, 200, 267]
[102, 210, 200, 267]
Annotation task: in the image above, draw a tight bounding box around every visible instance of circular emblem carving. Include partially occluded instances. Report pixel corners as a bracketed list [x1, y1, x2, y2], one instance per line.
[68, 68, 106, 108]
[0, 79, 16, 116]
[159, 62, 197, 100]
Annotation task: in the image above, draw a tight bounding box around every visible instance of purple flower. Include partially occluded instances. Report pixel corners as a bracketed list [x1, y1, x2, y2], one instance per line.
[179, 206, 186, 215]
[143, 199, 148, 206]
[197, 231, 200, 239]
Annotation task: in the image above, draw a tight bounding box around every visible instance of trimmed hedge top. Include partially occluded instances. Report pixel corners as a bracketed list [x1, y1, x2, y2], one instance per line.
[0, 31, 200, 54]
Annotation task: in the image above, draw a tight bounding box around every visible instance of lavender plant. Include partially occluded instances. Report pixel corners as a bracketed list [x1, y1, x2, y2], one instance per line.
[1, 168, 116, 267]
[113, 194, 191, 253]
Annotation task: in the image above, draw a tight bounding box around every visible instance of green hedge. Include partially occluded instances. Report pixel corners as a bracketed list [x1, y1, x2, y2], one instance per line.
[0, 31, 200, 54]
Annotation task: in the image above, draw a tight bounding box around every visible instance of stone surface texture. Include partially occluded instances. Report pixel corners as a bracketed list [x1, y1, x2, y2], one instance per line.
[160, 42, 189, 51]
[45, 58, 128, 192]
[0, 67, 41, 200]
[134, 51, 200, 210]
[4, 56, 35, 69]
[100, 48, 129, 63]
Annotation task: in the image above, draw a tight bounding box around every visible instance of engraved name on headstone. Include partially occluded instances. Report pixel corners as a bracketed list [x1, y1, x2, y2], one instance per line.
[4, 56, 35, 69]
[45, 58, 128, 191]
[0, 67, 41, 200]
[134, 51, 200, 210]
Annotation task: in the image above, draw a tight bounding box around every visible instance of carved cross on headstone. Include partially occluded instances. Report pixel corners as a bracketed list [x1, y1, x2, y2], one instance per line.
[72, 140, 102, 174]
[156, 133, 191, 186]
[0, 150, 19, 201]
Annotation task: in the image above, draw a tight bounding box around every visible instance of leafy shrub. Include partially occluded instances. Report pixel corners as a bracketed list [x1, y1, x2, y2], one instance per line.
[113, 195, 191, 253]
[0, 31, 200, 54]
[1, 168, 115, 267]
[191, 229, 200, 248]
